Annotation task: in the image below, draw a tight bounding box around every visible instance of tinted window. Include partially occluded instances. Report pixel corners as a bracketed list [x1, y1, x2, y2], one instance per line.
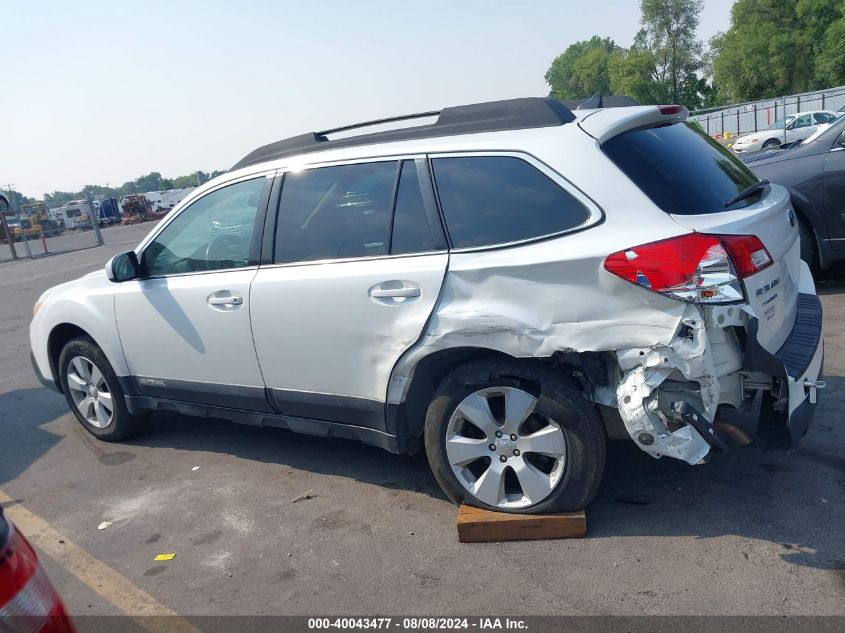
[793, 114, 813, 128]
[275, 162, 396, 263]
[602, 122, 760, 215]
[431, 156, 590, 248]
[814, 112, 835, 124]
[391, 161, 437, 255]
[142, 177, 265, 276]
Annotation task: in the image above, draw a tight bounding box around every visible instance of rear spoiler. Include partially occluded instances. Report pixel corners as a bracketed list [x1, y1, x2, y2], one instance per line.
[578, 104, 688, 143]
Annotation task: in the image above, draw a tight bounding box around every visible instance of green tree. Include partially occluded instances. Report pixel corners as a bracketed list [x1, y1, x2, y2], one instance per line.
[801, 0, 845, 86]
[608, 47, 664, 104]
[3, 189, 34, 211]
[133, 172, 165, 193]
[36, 168, 225, 207]
[43, 191, 79, 206]
[710, 0, 844, 102]
[545, 36, 621, 101]
[625, 0, 706, 108]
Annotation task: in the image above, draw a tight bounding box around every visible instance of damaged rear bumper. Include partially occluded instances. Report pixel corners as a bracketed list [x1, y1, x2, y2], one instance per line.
[614, 291, 823, 464]
[745, 292, 824, 448]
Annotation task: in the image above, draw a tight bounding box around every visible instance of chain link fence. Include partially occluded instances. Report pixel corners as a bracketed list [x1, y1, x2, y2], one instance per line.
[1, 198, 106, 263]
[690, 85, 845, 138]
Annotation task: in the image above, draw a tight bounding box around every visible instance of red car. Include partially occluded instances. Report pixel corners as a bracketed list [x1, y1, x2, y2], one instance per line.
[0, 506, 76, 633]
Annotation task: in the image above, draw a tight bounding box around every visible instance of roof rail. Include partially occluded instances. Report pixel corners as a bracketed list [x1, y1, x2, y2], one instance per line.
[231, 97, 575, 170]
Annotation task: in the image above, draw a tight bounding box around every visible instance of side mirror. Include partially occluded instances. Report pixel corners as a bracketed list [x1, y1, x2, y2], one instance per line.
[105, 250, 140, 282]
[785, 121, 795, 130]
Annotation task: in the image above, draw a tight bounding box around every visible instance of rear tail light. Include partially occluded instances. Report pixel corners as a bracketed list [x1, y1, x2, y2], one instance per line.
[658, 104, 684, 115]
[0, 520, 76, 633]
[604, 233, 773, 304]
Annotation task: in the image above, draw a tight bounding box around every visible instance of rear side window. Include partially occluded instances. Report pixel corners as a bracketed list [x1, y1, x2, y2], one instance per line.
[275, 162, 396, 263]
[602, 122, 760, 215]
[431, 156, 590, 249]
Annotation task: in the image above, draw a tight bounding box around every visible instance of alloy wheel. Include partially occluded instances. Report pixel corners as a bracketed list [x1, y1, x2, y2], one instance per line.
[445, 386, 567, 509]
[66, 355, 114, 429]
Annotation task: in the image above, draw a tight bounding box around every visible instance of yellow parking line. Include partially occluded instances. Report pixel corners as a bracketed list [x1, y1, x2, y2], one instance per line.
[0, 489, 201, 633]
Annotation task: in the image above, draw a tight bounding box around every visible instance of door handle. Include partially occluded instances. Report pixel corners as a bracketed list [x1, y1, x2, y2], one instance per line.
[369, 287, 421, 299]
[208, 294, 243, 306]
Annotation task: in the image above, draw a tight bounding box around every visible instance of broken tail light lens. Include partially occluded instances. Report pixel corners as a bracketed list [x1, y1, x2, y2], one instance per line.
[0, 516, 76, 633]
[604, 233, 773, 304]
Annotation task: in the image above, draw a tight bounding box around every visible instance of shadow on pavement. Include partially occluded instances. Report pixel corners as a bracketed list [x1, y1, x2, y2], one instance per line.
[816, 262, 845, 295]
[3, 372, 843, 577]
[129, 409, 446, 500]
[0, 387, 69, 486]
[591, 374, 845, 575]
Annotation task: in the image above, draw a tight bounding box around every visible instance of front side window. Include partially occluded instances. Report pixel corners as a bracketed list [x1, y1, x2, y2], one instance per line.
[431, 156, 590, 249]
[793, 114, 813, 128]
[275, 162, 396, 264]
[142, 177, 265, 276]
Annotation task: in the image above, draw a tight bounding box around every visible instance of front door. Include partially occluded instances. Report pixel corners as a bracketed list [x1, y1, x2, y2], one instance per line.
[115, 174, 273, 410]
[250, 158, 448, 430]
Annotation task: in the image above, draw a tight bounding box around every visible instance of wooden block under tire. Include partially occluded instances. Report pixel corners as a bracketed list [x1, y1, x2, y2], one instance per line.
[456, 504, 586, 542]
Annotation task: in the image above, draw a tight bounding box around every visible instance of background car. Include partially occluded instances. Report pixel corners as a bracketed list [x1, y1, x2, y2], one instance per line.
[731, 110, 839, 153]
[0, 506, 77, 632]
[742, 111, 845, 269]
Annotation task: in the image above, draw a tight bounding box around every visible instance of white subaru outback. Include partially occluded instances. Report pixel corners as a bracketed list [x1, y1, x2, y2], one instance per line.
[30, 97, 824, 513]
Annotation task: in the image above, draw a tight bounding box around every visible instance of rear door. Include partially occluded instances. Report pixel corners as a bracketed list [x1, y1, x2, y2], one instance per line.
[787, 114, 814, 142]
[249, 157, 448, 431]
[602, 121, 800, 353]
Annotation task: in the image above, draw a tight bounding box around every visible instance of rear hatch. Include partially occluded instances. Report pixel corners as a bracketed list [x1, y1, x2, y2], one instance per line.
[601, 120, 800, 353]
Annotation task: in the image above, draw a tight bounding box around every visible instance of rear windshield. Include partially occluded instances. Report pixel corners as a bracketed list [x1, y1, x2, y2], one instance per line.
[602, 122, 760, 215]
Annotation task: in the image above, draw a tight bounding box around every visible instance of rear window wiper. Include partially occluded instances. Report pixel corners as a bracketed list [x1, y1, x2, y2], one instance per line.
[725, 179, 770, 208]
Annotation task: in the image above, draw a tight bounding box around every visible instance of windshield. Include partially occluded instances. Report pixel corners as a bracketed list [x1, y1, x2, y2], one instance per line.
[767, 117, 794, 130]
[602, 122, 761, 215]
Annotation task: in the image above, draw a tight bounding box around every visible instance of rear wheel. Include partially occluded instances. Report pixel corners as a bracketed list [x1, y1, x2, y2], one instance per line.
[424, 360, 606, 513]
[59, 337, 146, 441]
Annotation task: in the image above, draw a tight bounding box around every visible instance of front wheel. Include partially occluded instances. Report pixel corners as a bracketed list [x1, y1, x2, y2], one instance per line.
[424, 360, 606, 514]
[762, 138, 781, 149]
[59, 337, 146, 441]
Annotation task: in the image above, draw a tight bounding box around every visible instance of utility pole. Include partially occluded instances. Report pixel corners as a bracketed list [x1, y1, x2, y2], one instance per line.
[1, 185, 18, 259]
[85, 193, 105, 246]
[8, 186, 33, 259]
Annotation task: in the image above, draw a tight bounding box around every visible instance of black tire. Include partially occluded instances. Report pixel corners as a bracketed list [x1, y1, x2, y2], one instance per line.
[798, 216, 817, 269]
[762, 138, 780, 149]
[58, 337, 146, 441]
[424, 359, 606, 513]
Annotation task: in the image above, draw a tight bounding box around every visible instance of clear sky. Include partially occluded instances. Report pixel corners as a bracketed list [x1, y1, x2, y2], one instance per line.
[1, 0, 734, 198]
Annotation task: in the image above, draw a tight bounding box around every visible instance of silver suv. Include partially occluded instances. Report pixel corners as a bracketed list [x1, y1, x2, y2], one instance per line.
[30, 97, 824, 513]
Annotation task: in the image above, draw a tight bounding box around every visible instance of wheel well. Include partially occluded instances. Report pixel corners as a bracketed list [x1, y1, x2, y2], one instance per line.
[396, 347, 515, 451]
[47, 323, 91, 390]
[395, 347, 616, 452]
